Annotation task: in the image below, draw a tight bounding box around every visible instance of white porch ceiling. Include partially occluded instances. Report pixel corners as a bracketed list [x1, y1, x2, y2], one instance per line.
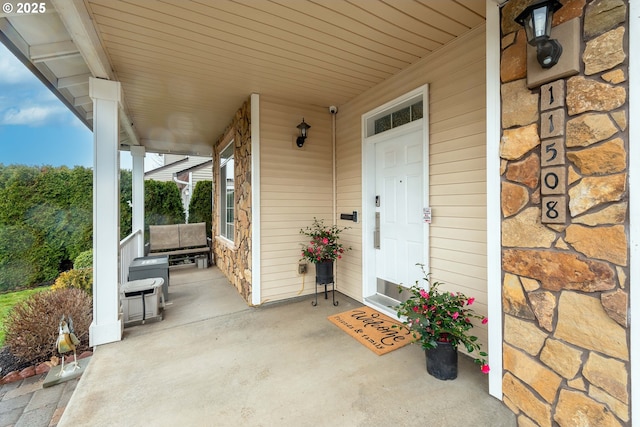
[0, 0, 486, 156]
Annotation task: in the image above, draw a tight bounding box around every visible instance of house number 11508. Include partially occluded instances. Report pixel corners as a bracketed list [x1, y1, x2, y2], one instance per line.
[539, 80, 567, 225]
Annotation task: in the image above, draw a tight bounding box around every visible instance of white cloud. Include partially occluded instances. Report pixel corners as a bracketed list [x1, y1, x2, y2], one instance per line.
[0, 45, 86, 128]
[0, 45, 34, 85]
[1, 105, 68, 126]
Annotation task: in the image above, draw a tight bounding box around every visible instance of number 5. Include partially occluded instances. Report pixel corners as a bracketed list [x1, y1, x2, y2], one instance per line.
[545, 143, 557, 162]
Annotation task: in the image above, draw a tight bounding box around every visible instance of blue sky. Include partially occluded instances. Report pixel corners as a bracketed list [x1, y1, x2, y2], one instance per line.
[0, 43, 132, 169]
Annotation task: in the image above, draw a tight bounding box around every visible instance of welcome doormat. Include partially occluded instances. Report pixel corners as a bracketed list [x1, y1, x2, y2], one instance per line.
[328, 306, 413, 355]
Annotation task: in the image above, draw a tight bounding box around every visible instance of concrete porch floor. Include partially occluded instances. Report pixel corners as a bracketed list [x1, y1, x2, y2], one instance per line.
[59, 266, 515, 426]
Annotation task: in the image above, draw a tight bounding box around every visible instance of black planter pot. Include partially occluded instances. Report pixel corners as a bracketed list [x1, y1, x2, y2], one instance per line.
[425, 341, 458, 380]
[315, 260, 334, 284]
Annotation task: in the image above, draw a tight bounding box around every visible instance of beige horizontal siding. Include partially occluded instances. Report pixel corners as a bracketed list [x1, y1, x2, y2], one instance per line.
[191, 169, 212, 182]
[256, 23, 489, 350]
[258, 96, 336, 303]
[336, 24, 489, 349]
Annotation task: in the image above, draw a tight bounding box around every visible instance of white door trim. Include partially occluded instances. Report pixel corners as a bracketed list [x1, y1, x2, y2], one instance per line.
[361, 85, 429, 316]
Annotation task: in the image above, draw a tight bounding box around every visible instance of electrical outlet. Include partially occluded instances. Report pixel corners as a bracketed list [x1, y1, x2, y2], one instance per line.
[298, 263, 307, 275]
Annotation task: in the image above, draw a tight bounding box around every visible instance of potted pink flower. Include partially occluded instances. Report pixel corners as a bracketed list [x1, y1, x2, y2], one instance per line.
[300, 218, 351, 285]
[395, 265, 489, 380]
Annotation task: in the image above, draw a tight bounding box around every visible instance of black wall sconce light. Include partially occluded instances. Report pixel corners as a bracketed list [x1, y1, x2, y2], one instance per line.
[296, 118, 310, 148]
[515, 0, 564, 69]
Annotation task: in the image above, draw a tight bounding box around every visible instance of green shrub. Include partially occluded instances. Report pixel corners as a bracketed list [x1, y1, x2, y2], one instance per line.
[0, 165, 152, 291]
[4, 288, 92, 366]
[0, 165, 93, 291]
[0, 286, 48, 346]
[51, 269, 93, 296]
[144, 180, 185, 241]
[120, 169, 133, 239]
[0, 224, 38, 292]
[74, 249, 93, 269]
[188, 180, 212, 238]
[145, 180, 185, 226]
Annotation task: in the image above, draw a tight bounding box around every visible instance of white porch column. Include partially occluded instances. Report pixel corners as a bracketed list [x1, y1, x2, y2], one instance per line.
[251, 93, 261, 306]
[486, 0, 503, 400]
[89, 78, 123, 346]
[131, 145, 146, 257]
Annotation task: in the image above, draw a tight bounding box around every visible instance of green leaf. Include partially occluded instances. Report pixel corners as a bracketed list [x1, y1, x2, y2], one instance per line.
[188, 180, 213, 239]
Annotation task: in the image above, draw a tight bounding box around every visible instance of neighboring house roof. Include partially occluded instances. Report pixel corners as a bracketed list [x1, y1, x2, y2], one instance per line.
[178, 160, 213, 176]
[145, 156, 211, 182]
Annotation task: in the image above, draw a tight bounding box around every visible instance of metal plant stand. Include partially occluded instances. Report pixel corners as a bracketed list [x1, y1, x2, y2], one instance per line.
[313, 260, 338, 306]
[313, 281, 338, 307]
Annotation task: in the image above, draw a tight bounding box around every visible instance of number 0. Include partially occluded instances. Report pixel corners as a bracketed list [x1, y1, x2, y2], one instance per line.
[544, 172, 559, 190]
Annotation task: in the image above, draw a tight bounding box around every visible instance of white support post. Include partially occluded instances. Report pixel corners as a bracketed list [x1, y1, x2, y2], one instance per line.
[486, 0, 503, 400]
[251, 93, 261, 306]
[131, 145, 146, 257]
[89, 78, 123, 346]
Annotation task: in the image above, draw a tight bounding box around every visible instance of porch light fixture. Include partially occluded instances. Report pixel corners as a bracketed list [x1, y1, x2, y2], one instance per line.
[515, 0, 563, 69]
[296, 118, 311, 148]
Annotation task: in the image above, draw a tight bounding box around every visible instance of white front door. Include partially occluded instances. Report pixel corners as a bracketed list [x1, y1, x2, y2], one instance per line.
[361, 86, 429, 314]
[374, 127, 425, 299]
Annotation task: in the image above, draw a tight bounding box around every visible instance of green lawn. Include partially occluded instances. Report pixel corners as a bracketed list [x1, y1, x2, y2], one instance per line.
[0, 287, 49, 346]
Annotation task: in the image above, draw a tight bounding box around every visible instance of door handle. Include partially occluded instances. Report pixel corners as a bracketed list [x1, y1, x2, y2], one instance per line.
[374, 212, 380, 249]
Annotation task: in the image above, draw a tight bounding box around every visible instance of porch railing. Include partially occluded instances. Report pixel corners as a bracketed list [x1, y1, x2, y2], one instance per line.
[119, 229, 143, 285]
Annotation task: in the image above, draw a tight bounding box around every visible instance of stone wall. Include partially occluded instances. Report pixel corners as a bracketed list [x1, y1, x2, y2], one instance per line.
[500, 1, 629, 425]
[213, 98, 252, 303]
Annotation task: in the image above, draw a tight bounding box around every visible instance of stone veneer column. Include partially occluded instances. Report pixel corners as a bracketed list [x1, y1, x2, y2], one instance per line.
[500, 1, 630, 426]
[213, 98, 253, 303]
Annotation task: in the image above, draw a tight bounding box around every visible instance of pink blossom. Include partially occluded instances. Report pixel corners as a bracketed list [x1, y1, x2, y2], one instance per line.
[481, 364, 490, 374]
[413, 306, 419, 313]
[452, 312, 459, 320]
[419, 289, 428, 298]
[467, 297, 475, 306]
[482, 317, 488, 325]
[322, 237, 329, 244]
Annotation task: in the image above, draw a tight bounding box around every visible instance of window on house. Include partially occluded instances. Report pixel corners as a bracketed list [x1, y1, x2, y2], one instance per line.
[220, 143, 234, 241]
[370, 100, 423, 136]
